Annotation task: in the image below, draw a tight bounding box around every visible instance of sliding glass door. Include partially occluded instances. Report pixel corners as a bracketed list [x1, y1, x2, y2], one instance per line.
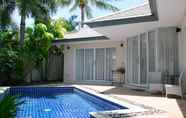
[95, 48, 105, 80]
[126, 34, 148, 86]
[84, 49, 94, 80]
[76, 49, 84, 80]
[76, 48, 116, 81]
[140, 33, 148, 85]
[132, 37, 139, 84]
[105, 48, 116, 81]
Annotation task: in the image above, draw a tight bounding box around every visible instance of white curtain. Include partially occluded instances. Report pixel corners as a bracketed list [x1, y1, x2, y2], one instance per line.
[127, 38, 133, 84]
[95, 48, 105, 80]
[76, 48, 116, 81]
[76, 49, 84, 80]
[148, 31, 156, 72]
[127, 35, 148, 85]
[132, 37, 139, 84]
[105, 48, 116, 81]
[140, 33, 147, 84]
[84, 49, 94, 80]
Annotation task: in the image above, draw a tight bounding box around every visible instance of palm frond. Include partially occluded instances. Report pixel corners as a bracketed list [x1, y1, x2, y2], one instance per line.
[92, 0, 119, 11]
[70, 0, 79, 11]
[0, 0, 15, 28]
[59, 0, 73, 6]
[84, 5, 92, 18]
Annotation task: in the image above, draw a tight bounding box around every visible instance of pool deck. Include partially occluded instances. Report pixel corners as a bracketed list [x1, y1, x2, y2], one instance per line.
[78, 85, 186, 118]
[0, 84, 185, 118]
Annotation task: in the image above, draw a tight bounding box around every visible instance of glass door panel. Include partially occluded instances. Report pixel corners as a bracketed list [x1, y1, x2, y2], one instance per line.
[105, 48, 116, 81]
[84, 49, 94, 80]
[95, 48, 105, 80]
[127, 38, 133, 84]
[132, 37, 139, 84]
[76, 48, 116, 81]
[140, 33, 147, 85]
[127, 34, 148, 86]
[76, 49, 84, 80]
[148, 31, 156, 72]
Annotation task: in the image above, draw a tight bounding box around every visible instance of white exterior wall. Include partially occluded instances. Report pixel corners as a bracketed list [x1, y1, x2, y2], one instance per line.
[179, 12, 186, 93]
[63, 41, 125, 83]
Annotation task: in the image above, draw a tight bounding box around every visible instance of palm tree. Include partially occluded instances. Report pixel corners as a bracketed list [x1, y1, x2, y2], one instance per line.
[70, 0, 119, 27]
[16, 0, 38, 46]
[0, 0, 71, 47]
[0, 0, 15, 30]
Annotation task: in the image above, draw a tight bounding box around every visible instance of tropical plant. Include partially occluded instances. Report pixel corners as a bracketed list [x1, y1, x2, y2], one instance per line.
[0, 0, 15, 30]
[0, 29, 19, 48]
[16, 0, 54, 47]
[0, 0, 71, 46]
[0, 49, 21, 84]
[0, 96, 23, 118]
[0, 23, 55, 85]
[0, 30, 23, 85]
[70, 0, 119, 27]
[23, 23, 53, 75]
[65, 15, 78, 31]
[46, 18, 67, 38]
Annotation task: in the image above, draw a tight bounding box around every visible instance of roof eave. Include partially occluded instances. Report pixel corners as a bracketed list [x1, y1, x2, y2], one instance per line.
[85, 0, 158, 28]
[85, 15, 158, 28]
[52, 36, 109, 45]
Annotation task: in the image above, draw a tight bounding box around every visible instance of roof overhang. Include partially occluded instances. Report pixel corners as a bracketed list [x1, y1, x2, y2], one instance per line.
[52, 36, 109, 45]
[85, 0, 186, 41]
[52, 26, 109, 45]
[85, 0, 158, 27]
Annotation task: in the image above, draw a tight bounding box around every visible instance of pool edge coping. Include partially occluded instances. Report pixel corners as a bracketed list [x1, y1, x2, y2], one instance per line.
[4, 85, 165, 118]
[73, 85, 148, 117]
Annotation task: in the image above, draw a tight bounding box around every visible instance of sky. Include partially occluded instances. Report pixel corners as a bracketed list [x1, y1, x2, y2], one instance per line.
[11, 0, 147, 27]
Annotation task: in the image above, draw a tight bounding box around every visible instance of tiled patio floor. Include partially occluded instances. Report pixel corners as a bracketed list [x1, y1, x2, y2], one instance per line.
[78, 85, 186, 118]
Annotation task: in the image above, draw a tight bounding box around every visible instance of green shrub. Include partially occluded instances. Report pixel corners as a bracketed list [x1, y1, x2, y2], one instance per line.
[0, 19, 68, 85]
[0, 96, 22, 118]
[0, 49, 23, 85]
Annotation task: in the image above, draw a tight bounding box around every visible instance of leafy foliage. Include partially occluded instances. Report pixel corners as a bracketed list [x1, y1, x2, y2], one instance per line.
[69, 0, 119, 26]
[47, 19, 67, 38]
[0, 0, 71, 45]
[65, 15, 78, 31]
[0, 49, 19, 74]
[0, 30, 23, 85]
[40, 17, 77, 35]
[25, 23, 54, 67]
[0, 15, 72, 85]
[0, 0, 15, 29]
[0, 23, 56, 85]
[0, 96, 23, 118]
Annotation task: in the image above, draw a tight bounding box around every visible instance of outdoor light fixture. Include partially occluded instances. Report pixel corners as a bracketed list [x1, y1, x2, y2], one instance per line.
[67, 45, 70, 50]
[176, 27, 181, 32]
[120, 43, 124, 47]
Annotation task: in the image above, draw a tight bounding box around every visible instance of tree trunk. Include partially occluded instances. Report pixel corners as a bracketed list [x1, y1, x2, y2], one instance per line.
[80, 5, 85, 28]
[20, 15, 26, 47]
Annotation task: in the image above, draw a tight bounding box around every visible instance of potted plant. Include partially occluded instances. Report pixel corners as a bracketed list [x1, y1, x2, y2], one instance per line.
[116, 67, 125, 74]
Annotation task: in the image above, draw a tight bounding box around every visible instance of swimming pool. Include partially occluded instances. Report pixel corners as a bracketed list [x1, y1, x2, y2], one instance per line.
[8, 87, 129, 118]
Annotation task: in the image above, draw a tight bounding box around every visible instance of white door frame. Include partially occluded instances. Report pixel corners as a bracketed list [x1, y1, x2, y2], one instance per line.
[126, 33, 149, 87]
[74, 47, 116, 82]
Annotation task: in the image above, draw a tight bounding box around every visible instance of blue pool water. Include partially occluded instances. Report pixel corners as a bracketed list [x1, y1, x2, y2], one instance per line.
[8, 87, 127, 118]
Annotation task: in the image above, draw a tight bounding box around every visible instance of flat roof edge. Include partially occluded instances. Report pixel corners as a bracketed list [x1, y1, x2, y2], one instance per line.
[86, 15, 158, 28]
[87, 2, 149, 22]
[85, 0, 158, 28]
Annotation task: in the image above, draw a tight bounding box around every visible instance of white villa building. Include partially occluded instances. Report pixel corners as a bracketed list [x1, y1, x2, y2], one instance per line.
[53, 0, 186, 93]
